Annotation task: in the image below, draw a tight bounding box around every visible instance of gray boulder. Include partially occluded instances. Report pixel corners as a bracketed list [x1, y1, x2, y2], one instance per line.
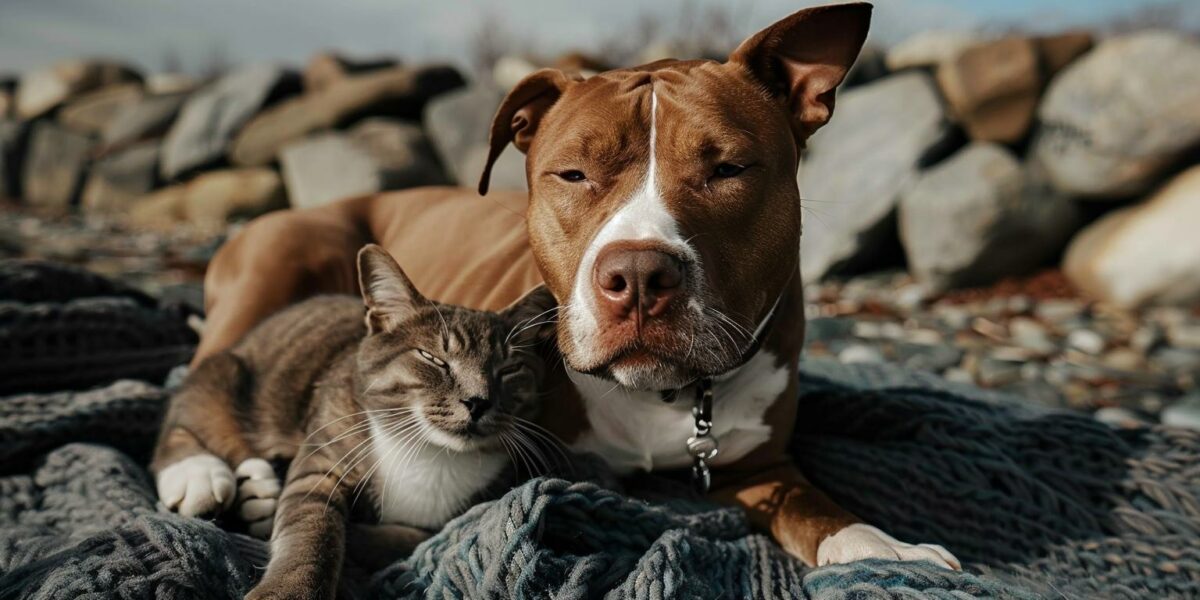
[101, 92, 186, 149]
[22, 121, 92, 211]
[885, 31, 982, 71]
[160, 64, 300, 180]
[229, 65, 463, 167]
[58, 83, 144, 135]
[899, 143, 1079, 290]
[15, 60, 141, 119]
[280, 118, 447, 209]
[1032, 31, 1200, 198]
[425, 85, 527, 192]
[798, 72, 952, 280]
[303, 52, 398, 93]
[81, 141, 161, 214]
[132, 168, 287, 227]
[1064, 165, 1200, 308]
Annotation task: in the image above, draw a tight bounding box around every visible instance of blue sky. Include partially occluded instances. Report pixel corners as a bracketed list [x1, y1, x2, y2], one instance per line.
[0, 0, 1194, 76]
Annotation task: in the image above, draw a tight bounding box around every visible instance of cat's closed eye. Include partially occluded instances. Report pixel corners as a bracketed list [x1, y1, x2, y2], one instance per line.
[416, 349, 448, 369]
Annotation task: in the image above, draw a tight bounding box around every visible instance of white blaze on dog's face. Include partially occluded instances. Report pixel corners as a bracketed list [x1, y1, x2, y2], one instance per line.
[478, 5, 871, 390]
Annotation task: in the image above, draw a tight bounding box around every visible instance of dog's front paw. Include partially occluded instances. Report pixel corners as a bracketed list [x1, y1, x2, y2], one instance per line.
[817, 524, 960, 570]
[157, 453, 236, 517]
[235, 458, 281, 539]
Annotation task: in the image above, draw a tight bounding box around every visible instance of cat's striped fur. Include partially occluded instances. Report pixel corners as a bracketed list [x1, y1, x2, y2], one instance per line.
[151, 245, 557, 600]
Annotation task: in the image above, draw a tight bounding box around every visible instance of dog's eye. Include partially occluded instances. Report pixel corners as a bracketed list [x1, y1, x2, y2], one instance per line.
[557, 170, 587, 182]
[712, 163, 746, 178]
[416, 349, 448, 369]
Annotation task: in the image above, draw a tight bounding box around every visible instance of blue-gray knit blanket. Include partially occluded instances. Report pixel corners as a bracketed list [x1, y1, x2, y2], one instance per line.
[0, 358, 1197, 599]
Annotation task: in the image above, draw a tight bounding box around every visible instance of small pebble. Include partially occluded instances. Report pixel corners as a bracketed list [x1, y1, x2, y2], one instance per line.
[1166, 324, 1200, 350]
[838, 344, 885, 364]
[1067, 329, 1106, 355]
[1130, 325, 1162, 355]
[1095, 407, 1148, 429]
[1161, 395, 1200, 430]
[1035, 299, 1085, 323]
[943, 368, 974, 384]
[977, 358, 1023, 387]
[1102, 348, 1143, 372]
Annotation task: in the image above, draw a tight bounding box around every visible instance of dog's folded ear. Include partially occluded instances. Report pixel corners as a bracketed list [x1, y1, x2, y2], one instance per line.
[729, 2, 871, 143]
[479, 69, 579, 196]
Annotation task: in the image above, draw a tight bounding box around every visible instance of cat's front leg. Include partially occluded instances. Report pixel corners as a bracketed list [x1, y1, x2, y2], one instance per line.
[246, 459, 350, 600]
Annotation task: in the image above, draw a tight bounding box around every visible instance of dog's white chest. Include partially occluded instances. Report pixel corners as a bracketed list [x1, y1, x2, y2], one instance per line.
[569, 350, 791, 474]
[369, 422, 507, 529]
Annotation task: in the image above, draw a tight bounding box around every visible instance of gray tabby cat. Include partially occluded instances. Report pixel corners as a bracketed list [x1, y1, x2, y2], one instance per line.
[150, 244, 558, 600]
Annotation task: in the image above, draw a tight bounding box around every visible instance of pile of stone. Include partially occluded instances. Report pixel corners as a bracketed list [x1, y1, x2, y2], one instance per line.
[799, 29, 1200, 312]
[803, 269, 1200, 429]
[0, 54, 464, 225]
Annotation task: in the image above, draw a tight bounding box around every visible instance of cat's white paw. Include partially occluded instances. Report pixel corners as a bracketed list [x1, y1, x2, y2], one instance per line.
[235, 458, 280, 539]
[157, 454, 236, 517]
[817, 524, 961, 570]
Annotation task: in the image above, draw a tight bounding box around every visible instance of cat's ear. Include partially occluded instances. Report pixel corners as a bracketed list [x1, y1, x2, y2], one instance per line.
[500, 284, 558, 343]
[357, 245, 426, 334]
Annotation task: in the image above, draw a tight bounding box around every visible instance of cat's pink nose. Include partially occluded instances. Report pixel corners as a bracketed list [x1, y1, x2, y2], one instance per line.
[461, 396, 491, 420]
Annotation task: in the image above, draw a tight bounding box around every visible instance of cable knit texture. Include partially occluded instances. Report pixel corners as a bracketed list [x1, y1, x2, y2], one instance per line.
[0, 358, 1197, 599]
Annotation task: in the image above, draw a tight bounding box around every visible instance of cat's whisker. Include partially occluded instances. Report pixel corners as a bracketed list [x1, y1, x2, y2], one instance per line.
[518, 430, 555, 475]
[509, 417, 573, 471]
[505, 305, 562, 345]
[305, 421, 391, 504]
[505, 429, 548, 477]
[509, 429, 551, 475]
[327, 416, 418, 512]
[382, 434, 431, 510]
[500, 432, 534, 479]
[296, 408, 418, 464]
[351, 419, 425, 510]
[299, 407, 414, 447]
[508, 318, 559, 342]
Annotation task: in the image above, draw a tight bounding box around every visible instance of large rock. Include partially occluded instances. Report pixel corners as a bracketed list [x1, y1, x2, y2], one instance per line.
[425, 85, 527, 191]
[899, 143, 1079, 290]
[798, 72, 952, 280]
[230, 65, 463, 167]
[885, 31, 982, 71]
[1035, 31, 1094, 77]
[81, 141, 160, 214]
[131, 168, 287, 227]
[15, 60, 141, 119]
[281, 118, 447, 208]
[0, 119, 27, 199]
[1064, 165, 1200, 307]
[303, 52, 398, 92]
[1032, 31, 1200, 199]
[101, 92, 187, 150]
[160, 64, 301, 180]
[936, 37, 1041, 144]
[22, 121, 93, 211]
[58, 83, 144, 135]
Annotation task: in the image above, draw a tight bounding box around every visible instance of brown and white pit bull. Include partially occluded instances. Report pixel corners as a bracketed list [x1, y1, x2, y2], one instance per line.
[192, 2, 958, 570]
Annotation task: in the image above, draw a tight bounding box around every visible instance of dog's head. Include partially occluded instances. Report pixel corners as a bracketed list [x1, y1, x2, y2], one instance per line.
[480, 3, 870, 390]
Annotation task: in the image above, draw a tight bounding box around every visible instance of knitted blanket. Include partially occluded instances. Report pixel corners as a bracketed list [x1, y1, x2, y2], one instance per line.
[1, 360, 1197, 599]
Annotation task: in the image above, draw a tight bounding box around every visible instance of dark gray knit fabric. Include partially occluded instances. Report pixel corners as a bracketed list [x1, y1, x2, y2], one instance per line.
[0, 360, 1197, 599]
[0, 260, 198, 396]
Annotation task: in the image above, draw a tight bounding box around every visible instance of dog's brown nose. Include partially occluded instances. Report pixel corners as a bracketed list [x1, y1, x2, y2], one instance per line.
[593, 244, 685, 324]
